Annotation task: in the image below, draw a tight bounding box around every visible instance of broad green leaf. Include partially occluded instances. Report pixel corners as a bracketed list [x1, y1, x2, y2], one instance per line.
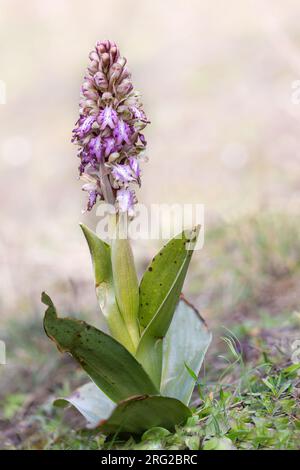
[42, 292, 158, 403]
[136, 227, 199, 388]
[80, 223, 135, 354]
[161, 298, 212, 405]
[99, 395, 191, 435]
[54, 381, 115, 428]
[111, 220, 140, 349]
[138, 226, 199, 328]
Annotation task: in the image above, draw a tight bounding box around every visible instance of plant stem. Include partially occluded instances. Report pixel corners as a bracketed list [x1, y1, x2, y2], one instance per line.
[110, 214, 140, 350]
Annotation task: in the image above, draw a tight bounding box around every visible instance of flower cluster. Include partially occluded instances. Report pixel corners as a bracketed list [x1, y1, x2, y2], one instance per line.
[72, 40, 149, 215]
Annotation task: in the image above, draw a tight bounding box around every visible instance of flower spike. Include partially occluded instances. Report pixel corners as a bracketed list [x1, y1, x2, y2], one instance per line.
[72, 40, 149, 214]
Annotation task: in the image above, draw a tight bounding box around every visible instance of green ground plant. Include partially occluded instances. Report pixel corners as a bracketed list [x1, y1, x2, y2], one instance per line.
[1, 212, 300, 449]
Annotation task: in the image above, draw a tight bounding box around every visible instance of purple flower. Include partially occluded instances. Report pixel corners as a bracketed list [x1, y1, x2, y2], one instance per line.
[87, 190, 98, 211]
[138, 133, 147, 146]
[78, 149, 92, 174]
[103, 136, 117, 157]
[72, 40, 149, 215]
[113, 119, 131, 145]
[129, 156, 140, 179]
[131, 106, 147, 122]
[111, 164, 134, 183]
[117, 188, 136, 217]
[82, 183, 99, 211]
[78, 115, 96, 138]
[98, 106, 118, 130]
[89, 135, 102, 161]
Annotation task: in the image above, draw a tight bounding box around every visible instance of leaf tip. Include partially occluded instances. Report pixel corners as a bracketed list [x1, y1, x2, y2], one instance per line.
[53, 398, 69, 408]
[79, 222, 89, 237]
[41, 291, 52, 307]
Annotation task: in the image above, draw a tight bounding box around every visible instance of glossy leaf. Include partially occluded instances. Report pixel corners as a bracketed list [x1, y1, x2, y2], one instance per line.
[80, 223, 135, 354]
[99, 395, 191, 435]
[42, 292, 158, 403]
[136, 227, 199, 388]
[161, 298, 212, 405]
[54, 381, 115, 428]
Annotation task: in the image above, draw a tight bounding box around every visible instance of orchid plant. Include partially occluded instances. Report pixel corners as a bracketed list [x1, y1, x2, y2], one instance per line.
[42, 40, 212, 435]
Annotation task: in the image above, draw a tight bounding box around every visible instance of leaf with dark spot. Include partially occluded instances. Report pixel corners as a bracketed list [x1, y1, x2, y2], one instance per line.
[42, 292, 158, 403]
[136, 227, 200, 388]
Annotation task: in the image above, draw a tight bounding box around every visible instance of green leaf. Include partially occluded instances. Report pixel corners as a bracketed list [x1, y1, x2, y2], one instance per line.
[42, 292, 158, 403]
[99, 395, 191, 435]
[141, 427, 171, 441]
[136, 227, 199, 388]
[54, 382, 115, 428]
[282, 363, 300, 377]
[161, 298, 212, 405]
[111, 222, 140, 349]
[203, 437, 236, 450]
[80, 223, 135, 354]
[80, 223, 110, 294]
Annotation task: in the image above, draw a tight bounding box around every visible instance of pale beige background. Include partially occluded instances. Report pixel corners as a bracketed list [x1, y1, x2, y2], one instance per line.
[1, 0, 300, 318]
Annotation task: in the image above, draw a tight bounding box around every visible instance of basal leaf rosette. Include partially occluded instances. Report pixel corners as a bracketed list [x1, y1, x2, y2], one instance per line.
[43, 227, 211, 434]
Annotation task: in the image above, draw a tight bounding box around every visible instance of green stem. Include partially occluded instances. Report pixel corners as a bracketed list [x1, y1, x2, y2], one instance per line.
[110, 214, 140, 350]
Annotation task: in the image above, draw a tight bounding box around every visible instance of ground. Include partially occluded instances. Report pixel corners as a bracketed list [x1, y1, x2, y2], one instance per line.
[0, 211, 300, 450]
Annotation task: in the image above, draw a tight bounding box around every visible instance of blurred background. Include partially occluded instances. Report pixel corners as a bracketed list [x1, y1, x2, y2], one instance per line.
[1, 0, 300, 450]
[1, 0, 300, 327]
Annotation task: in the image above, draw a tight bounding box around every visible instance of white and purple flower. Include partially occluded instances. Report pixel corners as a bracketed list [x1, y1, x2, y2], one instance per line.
[117, 188, 136, 217]
[98, 106, 118, 130]
[72, 40, 149, 214]
[111, 164, 134, 184]
[89, 135, 103, 161]
[113, 119, 131, 145]
[129, 156, 140, 179]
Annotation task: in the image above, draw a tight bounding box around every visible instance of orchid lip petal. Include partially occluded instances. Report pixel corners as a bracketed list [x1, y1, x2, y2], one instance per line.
[117, 188, 136, 216]
[111, 164, 134, 183]
[113, 119, 131, 145]
[128, 156, 140, 178]
[99, 106, 118, 130]
[87, 190, 98, 211]
[78, 115, 96, 137]
[89, 135, 103, 161]
[104, 137, 116, 157]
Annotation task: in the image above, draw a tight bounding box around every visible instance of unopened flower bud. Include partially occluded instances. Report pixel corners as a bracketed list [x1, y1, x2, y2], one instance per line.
[109, 62, 123, 83]
[94, 72, 108, 90]
[83, 89, 99, 101]
[110, 46, 119, 63]
[88, 60, 98, 73]
[101, 53, 110, 71]
[89, 50, 99, 62]
[117, 79, 133, 96]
